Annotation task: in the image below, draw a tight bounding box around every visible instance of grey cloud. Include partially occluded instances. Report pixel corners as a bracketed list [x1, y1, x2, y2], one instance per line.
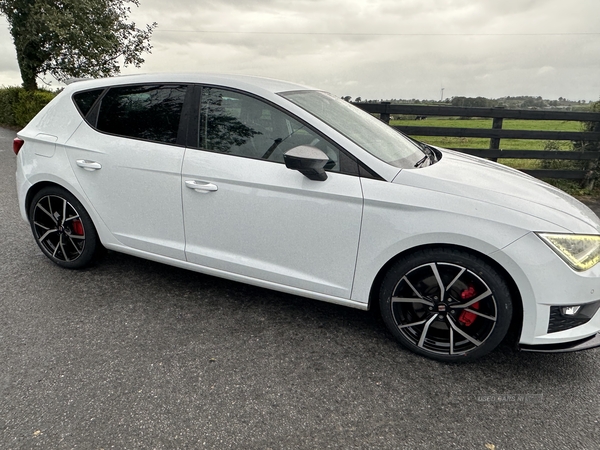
[1, 0, 598, 101]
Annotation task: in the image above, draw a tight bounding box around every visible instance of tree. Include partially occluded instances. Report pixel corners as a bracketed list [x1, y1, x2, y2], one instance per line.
[0, 0, 156, 90]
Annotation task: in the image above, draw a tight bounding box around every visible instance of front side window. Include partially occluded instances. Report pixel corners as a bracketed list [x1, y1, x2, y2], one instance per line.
[197, 87, 350, 173]
[96, 84, 187, 144]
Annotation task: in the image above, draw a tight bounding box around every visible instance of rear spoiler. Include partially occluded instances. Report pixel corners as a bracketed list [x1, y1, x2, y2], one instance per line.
[64, 78, 91, 85]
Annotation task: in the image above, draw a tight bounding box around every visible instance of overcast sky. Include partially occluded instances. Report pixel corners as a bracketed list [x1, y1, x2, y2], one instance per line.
[1, 0, 599, 101]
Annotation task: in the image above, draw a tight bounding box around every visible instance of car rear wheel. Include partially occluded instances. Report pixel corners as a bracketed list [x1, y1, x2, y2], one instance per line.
[29, 186, 101, 269]
[379, 248, 512, 362]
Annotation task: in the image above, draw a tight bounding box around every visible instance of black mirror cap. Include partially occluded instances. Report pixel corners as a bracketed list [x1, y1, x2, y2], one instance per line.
[284, 145, 329, 181]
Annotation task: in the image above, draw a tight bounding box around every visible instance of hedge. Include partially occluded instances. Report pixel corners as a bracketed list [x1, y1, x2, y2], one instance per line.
[0, 87, 57, 128]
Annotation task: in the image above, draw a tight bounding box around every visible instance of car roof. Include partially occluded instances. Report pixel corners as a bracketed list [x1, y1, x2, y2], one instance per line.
[65, 73, 317, 96]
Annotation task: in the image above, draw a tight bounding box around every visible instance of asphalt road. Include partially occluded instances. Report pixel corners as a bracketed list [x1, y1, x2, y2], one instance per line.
[1, 126, 599, 449]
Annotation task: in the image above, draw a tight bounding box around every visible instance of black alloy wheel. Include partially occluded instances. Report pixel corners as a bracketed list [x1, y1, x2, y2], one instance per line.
[380, 248, 513, 362]
[29, 186, 101, 269]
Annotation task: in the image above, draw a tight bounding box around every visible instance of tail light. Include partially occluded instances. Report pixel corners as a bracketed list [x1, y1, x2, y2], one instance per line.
[13, 138, 24, 155]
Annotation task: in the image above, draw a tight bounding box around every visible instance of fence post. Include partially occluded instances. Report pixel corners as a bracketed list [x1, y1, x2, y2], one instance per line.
[581, 116, 600, 190]
[489, 107, 505, 162]
[380, 102, 391, 124]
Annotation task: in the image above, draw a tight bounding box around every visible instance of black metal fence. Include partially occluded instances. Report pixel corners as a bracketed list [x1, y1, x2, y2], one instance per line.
[353, 102, 600, 181]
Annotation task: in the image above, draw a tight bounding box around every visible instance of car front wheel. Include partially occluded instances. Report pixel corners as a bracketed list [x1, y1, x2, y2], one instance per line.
[29, 186, 101, 269]
[379, 248, 513, 362]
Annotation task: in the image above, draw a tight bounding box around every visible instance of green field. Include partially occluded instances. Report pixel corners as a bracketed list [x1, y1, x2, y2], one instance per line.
[389, 117, 597, 195]
[389, 118, 584, 151]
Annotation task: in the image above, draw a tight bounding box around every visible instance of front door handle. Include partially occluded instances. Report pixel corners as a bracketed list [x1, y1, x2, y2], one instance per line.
[185, 180, 218, 192]
[76, 159, 102, 171]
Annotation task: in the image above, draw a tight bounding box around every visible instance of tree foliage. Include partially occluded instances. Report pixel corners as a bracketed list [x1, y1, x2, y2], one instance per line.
[0, 0, 156, 90]
[451, 96, 496, 108]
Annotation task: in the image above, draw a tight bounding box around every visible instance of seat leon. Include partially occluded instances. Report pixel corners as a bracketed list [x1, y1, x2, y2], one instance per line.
[14, 73, 600, 361]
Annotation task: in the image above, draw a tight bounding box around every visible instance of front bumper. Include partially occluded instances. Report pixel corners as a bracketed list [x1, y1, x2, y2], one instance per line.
[518, 332, 600, 353]
[492, 232, 600, 347]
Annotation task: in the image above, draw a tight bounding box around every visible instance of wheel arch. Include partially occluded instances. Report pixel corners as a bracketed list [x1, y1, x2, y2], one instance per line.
[26, 181, 63, 218]
[25, 180, 110, 248]
[367, 243, 523, 342]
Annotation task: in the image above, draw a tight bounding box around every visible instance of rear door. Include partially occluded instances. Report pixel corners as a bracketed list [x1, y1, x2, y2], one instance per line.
[65, 84, 189, 259]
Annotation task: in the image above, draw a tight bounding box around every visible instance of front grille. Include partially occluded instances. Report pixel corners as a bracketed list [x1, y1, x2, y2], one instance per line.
[548, 306, 591, 333]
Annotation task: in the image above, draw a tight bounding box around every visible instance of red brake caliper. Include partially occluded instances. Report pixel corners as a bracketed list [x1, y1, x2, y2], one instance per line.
[458, 285, 479, 326]
[71, 219, 84, 235]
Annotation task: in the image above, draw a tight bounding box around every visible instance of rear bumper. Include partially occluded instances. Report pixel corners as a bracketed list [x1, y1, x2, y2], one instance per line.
[518, 332, 600, 353]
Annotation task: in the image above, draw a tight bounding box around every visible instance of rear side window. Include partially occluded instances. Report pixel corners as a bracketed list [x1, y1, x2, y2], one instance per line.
[73, 89, 104, 117]
[96, 85, 187, 144]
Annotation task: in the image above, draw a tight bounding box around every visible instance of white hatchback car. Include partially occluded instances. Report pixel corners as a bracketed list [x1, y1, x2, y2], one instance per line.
[14, 73, 600, 361]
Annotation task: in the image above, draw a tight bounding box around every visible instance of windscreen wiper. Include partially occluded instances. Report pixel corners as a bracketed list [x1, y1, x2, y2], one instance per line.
[414, 155, 429, 168]
[418, 142, 438, 165]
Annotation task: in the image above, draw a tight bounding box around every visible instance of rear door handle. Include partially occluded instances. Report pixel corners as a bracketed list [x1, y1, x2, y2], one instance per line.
[76, 159, 102, 171]
[185, 180, 218, 192]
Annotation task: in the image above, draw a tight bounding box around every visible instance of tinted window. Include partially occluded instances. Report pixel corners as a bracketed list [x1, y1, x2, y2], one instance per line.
[97, 85, 187, 144]
[73, 89, 104, 117]
[198, 88, 352, 173]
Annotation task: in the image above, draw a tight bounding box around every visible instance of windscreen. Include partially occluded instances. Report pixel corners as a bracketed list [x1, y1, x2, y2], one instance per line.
[281, 91, 425, 169]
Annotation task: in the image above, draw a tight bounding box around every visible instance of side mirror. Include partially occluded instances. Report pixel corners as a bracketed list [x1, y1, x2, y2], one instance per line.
[284, 145, 329, 181]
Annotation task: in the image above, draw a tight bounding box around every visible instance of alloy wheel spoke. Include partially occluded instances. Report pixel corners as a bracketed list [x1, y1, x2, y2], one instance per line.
[66, 235, 83, 256]
[429, 263, 445, 297]
[464, 307, 496, 322]
[61, 198, 67, 225]
[449, 327, 455, 355]
[417, 314, 439, 348]
[52, 240, 60, 258]
[34, 221, 51, 231]
[397, 319, 428, 329]
[59, 235, 69, 261]
[447, 316, 482, 347]
[445, 267, 466, 292]
[38, 228, 58, 241]
[37, 203, 57, 224]
[450, 288, 492, 309]
[402, 276, 425, 299]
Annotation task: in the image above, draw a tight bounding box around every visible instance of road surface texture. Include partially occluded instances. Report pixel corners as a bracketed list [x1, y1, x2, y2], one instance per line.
[1, 127, 599, 449]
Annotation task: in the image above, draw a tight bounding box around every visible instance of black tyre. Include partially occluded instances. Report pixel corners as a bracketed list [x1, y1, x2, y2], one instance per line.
[379, 248, 512, 362]
[29, 186, 101, 269]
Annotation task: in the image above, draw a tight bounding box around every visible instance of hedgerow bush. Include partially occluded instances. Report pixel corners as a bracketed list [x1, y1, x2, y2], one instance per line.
[0, 87, 56, 128]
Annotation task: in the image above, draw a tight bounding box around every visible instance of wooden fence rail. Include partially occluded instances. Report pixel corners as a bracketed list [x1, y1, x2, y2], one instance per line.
[352, 102, 600, 181]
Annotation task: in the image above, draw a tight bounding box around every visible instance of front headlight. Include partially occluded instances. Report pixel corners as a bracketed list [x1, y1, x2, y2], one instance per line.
[537, 233, 600, 271]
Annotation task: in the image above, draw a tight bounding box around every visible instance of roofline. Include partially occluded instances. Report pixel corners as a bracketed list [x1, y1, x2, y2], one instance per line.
[61, 73, 318, 95]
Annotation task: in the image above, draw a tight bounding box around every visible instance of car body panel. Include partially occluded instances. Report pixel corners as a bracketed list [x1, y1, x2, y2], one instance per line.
[397, 149, 600, 233]
[64, 124, 186, 260]
[182, 148, 363, 298]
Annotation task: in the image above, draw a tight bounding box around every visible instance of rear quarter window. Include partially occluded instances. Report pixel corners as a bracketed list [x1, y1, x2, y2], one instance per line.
[73, 89, 104, 117]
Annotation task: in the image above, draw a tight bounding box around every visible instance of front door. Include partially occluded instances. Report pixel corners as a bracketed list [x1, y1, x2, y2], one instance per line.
[181, 87, 363, 298]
